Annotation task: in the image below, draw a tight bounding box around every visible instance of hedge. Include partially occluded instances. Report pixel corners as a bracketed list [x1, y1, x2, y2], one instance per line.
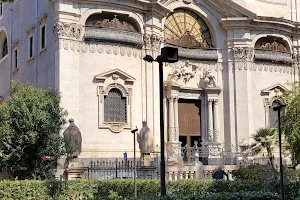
[0, 179, 298, 200]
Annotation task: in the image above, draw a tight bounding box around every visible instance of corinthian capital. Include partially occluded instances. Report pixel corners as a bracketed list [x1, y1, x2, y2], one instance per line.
[53, 21, 84, 41]
[143, 33, 163, 51]
[233, 47, 254, 62]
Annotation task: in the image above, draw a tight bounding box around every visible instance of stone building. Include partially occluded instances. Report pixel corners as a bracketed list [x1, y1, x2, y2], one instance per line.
[0, 0, 299, 161]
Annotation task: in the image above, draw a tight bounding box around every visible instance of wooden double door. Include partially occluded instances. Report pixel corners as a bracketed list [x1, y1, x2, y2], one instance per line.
[178, 99, 202, 147]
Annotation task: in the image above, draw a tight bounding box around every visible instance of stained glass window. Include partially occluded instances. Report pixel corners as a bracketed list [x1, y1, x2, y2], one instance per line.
[104, 88, 127, 123]
[164, 9, 212, 48]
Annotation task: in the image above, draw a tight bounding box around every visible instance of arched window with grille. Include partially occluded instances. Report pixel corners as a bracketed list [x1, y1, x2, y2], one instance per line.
[104, 88, 127, 123]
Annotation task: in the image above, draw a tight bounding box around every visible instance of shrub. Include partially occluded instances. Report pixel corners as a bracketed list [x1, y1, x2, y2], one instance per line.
[0, 179, 299, 200]
[232, 165, 278, 181]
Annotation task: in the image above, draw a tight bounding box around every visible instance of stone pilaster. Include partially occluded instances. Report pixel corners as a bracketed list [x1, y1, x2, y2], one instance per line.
[213, 99, 220, 142]
[173, 96, 179, 140]
[168, 96, 175, 141]
[207, 99, 213, 142]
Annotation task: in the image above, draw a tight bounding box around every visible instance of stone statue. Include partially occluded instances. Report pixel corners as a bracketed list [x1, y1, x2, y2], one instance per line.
[63, 119, 82, 159]
[137, 121, 154, 156]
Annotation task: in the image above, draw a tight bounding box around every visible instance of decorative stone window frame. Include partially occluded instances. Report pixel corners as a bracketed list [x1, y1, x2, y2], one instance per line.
[262, 83, 288, 127]
[26, 25, 35, 64]
[95, 68, 135, 133]
[12, 39, 19, 73]
[38, 13, 47, 55]
[0, 2, 3, 18]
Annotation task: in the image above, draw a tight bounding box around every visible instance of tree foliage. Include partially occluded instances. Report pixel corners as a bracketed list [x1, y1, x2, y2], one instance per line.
[249, 128, 278, 168]
[0, 82, 67, 179]
[281, 82, 300, 161]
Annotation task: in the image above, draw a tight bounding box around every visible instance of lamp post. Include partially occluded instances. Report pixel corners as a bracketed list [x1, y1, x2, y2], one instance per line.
[143, 47, 178, 196]
[273, 99, 286, 200]
[131, 127, 138, 199]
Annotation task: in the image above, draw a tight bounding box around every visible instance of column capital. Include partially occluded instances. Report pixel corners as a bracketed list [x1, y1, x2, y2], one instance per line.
[207, 99, 214, 104]
[214, 99, 219, 104]
[167, 95, 179, 101]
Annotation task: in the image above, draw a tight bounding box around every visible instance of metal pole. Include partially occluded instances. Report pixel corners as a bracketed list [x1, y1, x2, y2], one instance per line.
[9, 9, 13, 86]
[134, 131, 137, 199]
[278, 109, 284, 200]
[159, 61, 166, 196]
[35, 0, 39, 85]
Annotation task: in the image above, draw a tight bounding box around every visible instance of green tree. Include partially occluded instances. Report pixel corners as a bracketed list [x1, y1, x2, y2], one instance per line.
[0, 82, 67, 179]
[281, 82, 300, 162]
[250, 128, 278, 168]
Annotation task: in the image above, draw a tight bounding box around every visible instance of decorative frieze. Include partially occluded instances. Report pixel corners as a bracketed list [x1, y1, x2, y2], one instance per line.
[233, 47, 254, 61]
[56, 39, 142, 58]
[231, 61, 294, 74]
[166, 60, 220, 85]
[178, 91, 201, 99]
[167, 60, 197, 84]
[53, 21, 83, 40]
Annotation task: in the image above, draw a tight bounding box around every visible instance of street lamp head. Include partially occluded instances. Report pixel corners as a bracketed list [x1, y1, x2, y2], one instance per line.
[131, 126, 138, 133]
[143, 55, 154, 63]
[273, 99, 286, 111]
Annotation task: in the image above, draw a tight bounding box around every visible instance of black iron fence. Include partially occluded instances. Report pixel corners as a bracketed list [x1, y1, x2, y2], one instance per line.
[85, 159, 159, 180]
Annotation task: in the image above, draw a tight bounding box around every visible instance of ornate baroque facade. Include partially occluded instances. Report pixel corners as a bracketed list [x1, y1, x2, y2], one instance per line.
[0, 0, 300, 160]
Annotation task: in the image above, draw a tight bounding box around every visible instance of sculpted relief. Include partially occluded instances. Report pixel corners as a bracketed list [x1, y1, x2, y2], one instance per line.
[166, 60, 218, 88]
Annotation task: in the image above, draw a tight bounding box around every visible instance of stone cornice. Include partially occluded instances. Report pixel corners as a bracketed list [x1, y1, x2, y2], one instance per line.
[67, 0, 171, 18]
[26, 25, 35, 35]
[254, 50, 293, 64]
[38, 13, 48, 25]
[11, 40, 19, 49]
[221, 16, 299, 34]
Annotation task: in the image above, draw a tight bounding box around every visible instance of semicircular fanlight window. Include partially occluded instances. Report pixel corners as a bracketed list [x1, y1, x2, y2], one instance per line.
[164, 9, 212, 49]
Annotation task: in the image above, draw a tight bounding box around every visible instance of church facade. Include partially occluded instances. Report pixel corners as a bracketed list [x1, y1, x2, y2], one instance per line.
[0, 0, 299, 159]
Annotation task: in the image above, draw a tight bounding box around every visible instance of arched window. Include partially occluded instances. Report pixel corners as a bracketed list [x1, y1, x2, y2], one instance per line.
[104, 88, 127, 123]
[164, 9, 212, 49]
[2, 37, 7, 58]
[0, 30, 8, 59]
